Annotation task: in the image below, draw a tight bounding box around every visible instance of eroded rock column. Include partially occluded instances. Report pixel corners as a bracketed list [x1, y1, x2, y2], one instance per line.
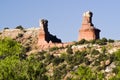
[78, 11, 100, 41]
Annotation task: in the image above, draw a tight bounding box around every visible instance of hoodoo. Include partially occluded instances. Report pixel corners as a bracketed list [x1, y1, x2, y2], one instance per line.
[78, 11, 100, 41]
[38, 19, 61, 45]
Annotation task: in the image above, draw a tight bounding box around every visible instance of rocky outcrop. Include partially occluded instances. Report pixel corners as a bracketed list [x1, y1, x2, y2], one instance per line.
[37, 19, 61, 46]
[78, 11, 100, 41]
[0, 11, 102, 50]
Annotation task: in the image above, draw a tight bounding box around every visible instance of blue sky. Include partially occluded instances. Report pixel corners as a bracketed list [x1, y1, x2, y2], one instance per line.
[0, 0, 120, 42]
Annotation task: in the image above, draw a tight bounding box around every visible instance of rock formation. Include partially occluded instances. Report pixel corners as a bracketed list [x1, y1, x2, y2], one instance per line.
[78, 11, 100, 41]
[0, 11, 101, 49]
[38, 19, 62, 45]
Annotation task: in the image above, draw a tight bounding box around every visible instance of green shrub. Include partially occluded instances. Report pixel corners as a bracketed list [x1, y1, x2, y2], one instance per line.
[15, 25, 24, 30]
[64, 54, 73, 65]
[4, 27, 9, 30]
[90, 49, 100, 55]
[0, 38, 49, 80]
[78, 39, 86, 44]
[24, 46, 31, 52]
[89, 40, 96, 44]
[84, 58, 91, 65]
[95, 39, 106, 45]
[18, 33, 23, 37]
[52, 68, 62, 80]
[108, 39, 114, 43]
[0, 38, 23, 57]
[71, 66, 96, 80]
[60, 53, 67, 60]
[0, 53, 48, 80]
[110, 66, 120, 79]
[101, 37, 107, 42]
[44, 54, 54, 65]
[94, 60, 100, 66]
[49, 46, 59, 51]
[74, 51, 87, 64]
[66, 46, 73, 54]
[52, 64, 67, 80]
[52, 57, 64, 66]
[114, 49, 120, 61]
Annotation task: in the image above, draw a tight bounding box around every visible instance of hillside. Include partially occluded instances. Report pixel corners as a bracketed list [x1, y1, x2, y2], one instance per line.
[0, 32, 120, 80]
[0, 27, 39, 50]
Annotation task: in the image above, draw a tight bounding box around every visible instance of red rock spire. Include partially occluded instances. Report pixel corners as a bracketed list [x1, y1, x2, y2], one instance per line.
[78, 11, 100, 41]
[38, 19, 61, 46]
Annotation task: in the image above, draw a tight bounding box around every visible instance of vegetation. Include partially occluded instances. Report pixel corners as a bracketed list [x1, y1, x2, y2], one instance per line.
[74, 37, 114, 45]
[71, 66, 104, 80]
[49, 46, 59, 51]
[17, 33, 24, 38]
[0, 37, 119, 80]
[4, 27, 9, 30]
[108, 39, 115, 43]
[0, 38, 23, 57]
[0, 38, 47, 80]
[15, 25, 24, 30]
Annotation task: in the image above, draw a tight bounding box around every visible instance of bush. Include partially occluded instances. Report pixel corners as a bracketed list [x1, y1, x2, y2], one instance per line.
[0, 53, 48, 80]
[0, 32, 2, 35]
[101, 37, 107, 42]
[52, 57, 64, 66]
[15, 25, 24, 30]
[52, 64, 67, 79]
[110, 66, 120, 79]
[108, 39, 114, 43]
[24, 46, 31, 52]
[71, 66, 96, 80]
[89, 40, 96, 44]
[0, 38, 23, 57]
[18, 33, 23, 37]
[0, 38, 49, 80]
[64, 54, 73, 65]
[66, 46, 73, 54]
[90, 49, 100, 55]
[4, 27, 9, 30]
[73, 51, 87, 65]
[95, 38, 108, 45]
[52, 68, 62, 80]
[114, 49, 120, 61]
[44, 54, 54, 65]
[78, 39, 86, 44]
[49, 46, 59, 51]
[71, 66, 105, 80]
[95, 39, 106, 45]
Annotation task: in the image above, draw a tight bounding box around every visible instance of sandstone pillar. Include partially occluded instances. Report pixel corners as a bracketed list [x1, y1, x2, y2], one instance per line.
[78, 11, 100, 41]
[37, 19, 62, 47]
[38, 19, 49, 45]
